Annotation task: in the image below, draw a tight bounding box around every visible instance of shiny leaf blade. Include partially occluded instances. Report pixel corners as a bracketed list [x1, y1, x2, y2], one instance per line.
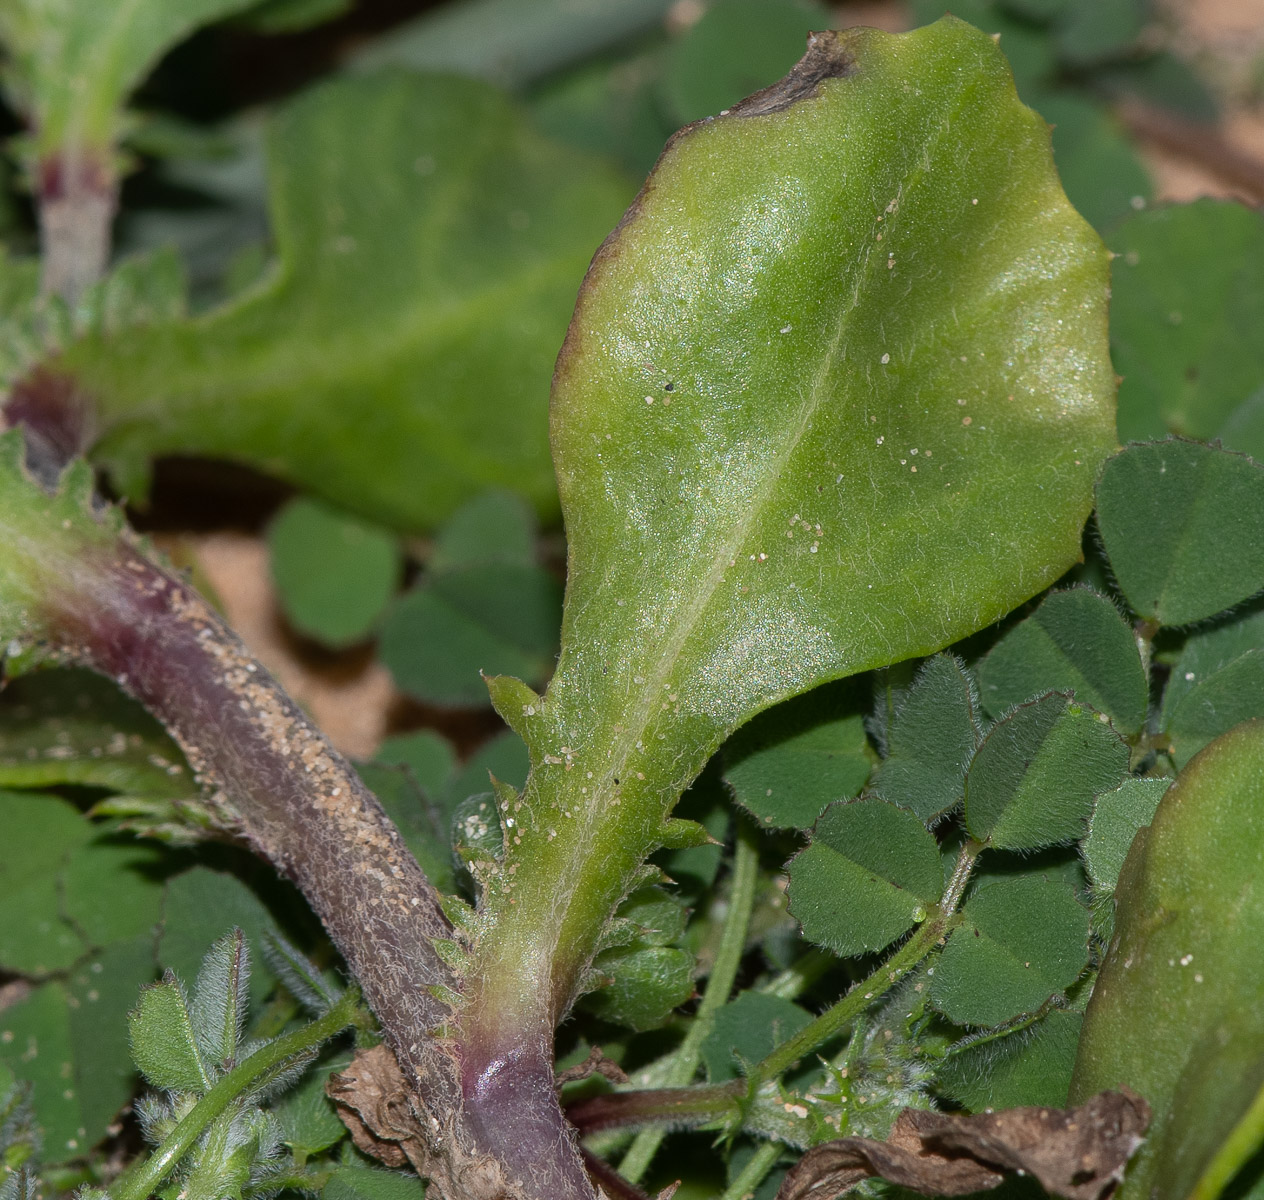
[1071, 720, 1264, 1200]
[1096, 440, 1264, 627]
[977, 588, 1148, 734]
[964, 693, 1129, 850]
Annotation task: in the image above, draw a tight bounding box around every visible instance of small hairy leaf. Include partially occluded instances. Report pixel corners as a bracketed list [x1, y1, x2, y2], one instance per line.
[190, 929, 251, 1068]
[268, 498, 399, 647]
[379, 564, 562, 707]
[1109, 201, 1264, 453]
[1081, 777, 1170, 893]
[930, 876, 1089, 1027]
[964, 693, 1129, 850]
[977, 588, 1147, 734]
[700, 991, 814, 1083]
[788, 798, 943, 957]
[1096, 440, 1264, 626]
[723, 685, 870, 830]
[1161, 606, 1264, 767]
[937, 1008, 1084, 1112]
[262, 932, 341, 1015]
[129, 975, 211, 1093]
[273, 1054, 351, 1159]
[1072, 720, 1264, 1200]
[869, 654, 983, 822]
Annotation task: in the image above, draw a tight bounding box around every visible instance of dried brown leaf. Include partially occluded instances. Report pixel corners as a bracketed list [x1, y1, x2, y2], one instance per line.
[777, 1090, 1149, 1200]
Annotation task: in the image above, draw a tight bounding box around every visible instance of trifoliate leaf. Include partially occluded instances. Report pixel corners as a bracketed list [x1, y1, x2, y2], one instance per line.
[788, 798, 943, 957]
[1081, 777, 1171, 892]
[977, 588, 1147, 734]
[723, 684, 870, 830]
[1161, 606, 1264, 767]
[869, 654, 983, 822]
[1096, 440, 1264, 626]
[379, 564, 562, 707]
[930, 876, 1089, 1027]
[268, 498, 400, 648]
[1109, 201, 1264, 453]
[964, 693, 1129, 850]
[700, 991, 814, 1083]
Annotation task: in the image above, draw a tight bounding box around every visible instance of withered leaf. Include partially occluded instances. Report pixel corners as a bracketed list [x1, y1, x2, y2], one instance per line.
[328, 1043, 428, 1171]
[777, 1090, 1149, 1200]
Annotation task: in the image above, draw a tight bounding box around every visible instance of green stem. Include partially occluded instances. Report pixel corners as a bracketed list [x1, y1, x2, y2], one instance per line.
[111, 994, 359, 1200]
[719, 1141, 783, 1200]
[761, 948, 835, 1002]
[749, 840, 979, 1088]
[1189, 1078, 1264, 1200]
[619, 819, 762, 1183]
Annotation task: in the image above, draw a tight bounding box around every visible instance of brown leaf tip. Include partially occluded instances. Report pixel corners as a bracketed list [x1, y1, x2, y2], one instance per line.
[728, 30, 858, 119]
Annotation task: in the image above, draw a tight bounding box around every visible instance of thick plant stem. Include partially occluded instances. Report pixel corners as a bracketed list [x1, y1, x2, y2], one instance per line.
[619, 820, 762, 1182]
[112, 994, 360, 1200]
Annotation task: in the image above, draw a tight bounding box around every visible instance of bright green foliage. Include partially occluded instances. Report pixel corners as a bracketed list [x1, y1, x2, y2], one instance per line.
[660, 0, 831, 125]
[964, 693, 1128, 850]
[267, 498, 400, 647]
[1071, 720, 1264, 1200]
[476, 15, 1114, 1044]
[700, 991, 814, 1083]
[870, 655, 982, 822]
[1097, 441, 1264, 626]
[0, 668, 191, 797]
[1162, 607, 1264, 767]
[723, 686, 870, 830]
[930, 876, 1089, 1027]
[380, 562, 563, 707]
[977, 588, 1147, 734]
[60, 73, 630, 530]
[0, 791, 91, 975]
[1081, 776, 1170, 892]
[787, 798, 942, 957]
[1110, 202, 1264, 452]
[0, 0, 257, 158]
[937, 1008, 1083, 1110]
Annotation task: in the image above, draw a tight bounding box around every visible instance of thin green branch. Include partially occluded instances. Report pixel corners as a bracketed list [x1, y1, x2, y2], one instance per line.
[719, 1141, 783, 1200]
[619, 818, 762, 1182]
[110, 993, 360, 1200]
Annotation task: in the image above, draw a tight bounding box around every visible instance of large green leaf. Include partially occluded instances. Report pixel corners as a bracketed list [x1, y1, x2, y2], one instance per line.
[55, 72, 631, 531]
[1071, 720, 1264, 1200]
[1109, 201, 1264, 452]
[0, 0, 257, 157]
[466, 17, 1114, 1037]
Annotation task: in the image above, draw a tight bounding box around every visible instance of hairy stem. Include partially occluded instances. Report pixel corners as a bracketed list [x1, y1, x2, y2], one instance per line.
[112, 993, 359, 1200]
[619, 820, 761, 1182]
